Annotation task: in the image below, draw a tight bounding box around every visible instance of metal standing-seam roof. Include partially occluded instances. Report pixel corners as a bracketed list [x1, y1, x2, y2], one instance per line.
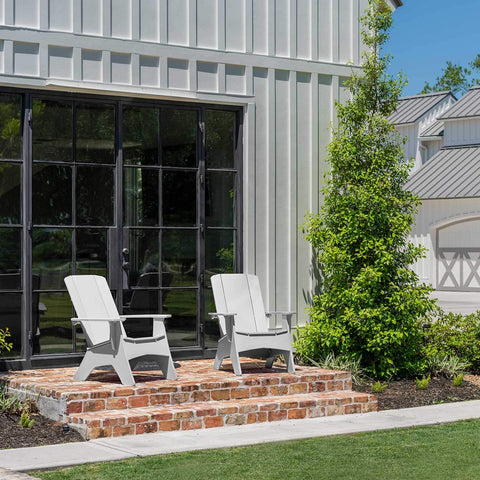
[420, 120, 444, 138]
[405, 145, 480, 199]
[439, 86, 480, 120]
[389, 91, 455, 125]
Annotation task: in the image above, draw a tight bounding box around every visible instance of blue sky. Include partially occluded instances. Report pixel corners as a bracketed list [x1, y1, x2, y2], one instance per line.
[386, 0, 480, 97]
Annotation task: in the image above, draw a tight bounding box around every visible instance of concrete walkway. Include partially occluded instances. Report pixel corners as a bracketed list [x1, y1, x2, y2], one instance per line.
[1, 400, 480, 477]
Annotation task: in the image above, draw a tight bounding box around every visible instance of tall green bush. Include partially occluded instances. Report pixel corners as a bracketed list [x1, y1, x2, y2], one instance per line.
[295, 0, 436, 379]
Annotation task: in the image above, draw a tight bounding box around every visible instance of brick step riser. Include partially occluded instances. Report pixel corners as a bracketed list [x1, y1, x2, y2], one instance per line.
[69, 393, 376, 440]
[10, 373, 352, 420]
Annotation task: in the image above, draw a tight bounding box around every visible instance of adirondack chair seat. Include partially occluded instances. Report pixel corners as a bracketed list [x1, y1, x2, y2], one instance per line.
[210, 274, 296, 375]
[65, 275, 177, 386]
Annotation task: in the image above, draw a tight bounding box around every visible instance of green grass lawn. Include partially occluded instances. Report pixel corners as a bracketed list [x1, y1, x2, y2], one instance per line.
[35, 420, 480, 480]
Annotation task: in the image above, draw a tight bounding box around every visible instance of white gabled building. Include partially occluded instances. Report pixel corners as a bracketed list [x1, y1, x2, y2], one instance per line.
[0, 0, 403, 369]
[395, 86, 480, 312]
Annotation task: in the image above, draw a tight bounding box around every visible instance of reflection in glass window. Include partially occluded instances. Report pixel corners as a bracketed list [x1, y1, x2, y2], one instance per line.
[32, 229, 72, 290]
[33, 99, 73, 162]
[162, 229, 197, 287]
[77, 166, 114, 225]
[163, 170, 196, 226]
[205, 230, 235, 283]
[32, 164, 72, 225]
[163, 289, 197, 347]
[0, 292, 22, 357]
[206, 171, 235, 227]
[205, 110, 235, 169]
[161, 109, 197, 167]
[123, 168, 159, 226]
[76, 104, 115, 164]
[0, 229, 21, 280]
[0, 93, 21, 160]
[0, 163, 21, 224]
[122, 107, 159, 165]
[76, 229, 108, 278]
[125, 229, 159, 287]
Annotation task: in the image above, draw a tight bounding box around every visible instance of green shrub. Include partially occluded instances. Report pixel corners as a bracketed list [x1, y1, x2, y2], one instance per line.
[415, 375, 430, 390]
[19, 410, 34, 428]
[0, 328, 12, 354]
[453, 373, 464, 387]
[423, 310, 480, 373]
[294, 0, 436, 379]
[371, 380, 388, 394]
[425, 353, 469, 378]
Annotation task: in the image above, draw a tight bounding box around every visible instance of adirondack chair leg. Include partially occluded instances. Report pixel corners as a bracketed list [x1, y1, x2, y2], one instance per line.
[112, 360, 136, 386]
[73, 352, 98, 381]
[265, 355, 276, 369]
[214, 336, 230, 370]
[230, 337, 242, 376]
[158, 355, 178, 380]
[284, 350, 295, 373]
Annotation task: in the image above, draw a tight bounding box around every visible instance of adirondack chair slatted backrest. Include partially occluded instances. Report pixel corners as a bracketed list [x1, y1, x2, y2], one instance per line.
[211, 274, 268, 334]
[65, 275, 121, 346]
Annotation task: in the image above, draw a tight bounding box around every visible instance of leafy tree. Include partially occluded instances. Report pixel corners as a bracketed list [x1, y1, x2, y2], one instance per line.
[421, 54, 480, 96]
[294, 0, 436, 379]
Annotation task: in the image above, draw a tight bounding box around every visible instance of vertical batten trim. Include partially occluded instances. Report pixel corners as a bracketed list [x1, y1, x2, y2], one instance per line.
[267, 67, 276, 309]
[159, 56, 168, 88]
[4, 40, 13, 74]
[188, 0, 196, 47]
[311, 0, 318, 61]
[73, 0, 81, 33]
[311, 73, 319, 214]
[289, 0, 296, 59]
[217, 62, 226, 93]
[352, 0, 359, 65]
[267, 0, 275, 56]
[245, 0, 253, 53]
[245, 102, 256, 274]
[159, 0, 168, 44]
[217, 0, 225, 50]
[245, 65, 253, 96]
[73, 46, 82, 80]
[289, 70, 297, 313]
[39, 0, 49, 29]
[131, 52, 140, 85]
[189, 58, 197, 91]
[39, 43, 48, 78]
[102, 50, 111, 83]
[102, 0, 111, 37]
[4, 0, 12, 25]
[332, 74, 339, 127]
[132, 0, 140, 40]
[331, 0, 339, 63]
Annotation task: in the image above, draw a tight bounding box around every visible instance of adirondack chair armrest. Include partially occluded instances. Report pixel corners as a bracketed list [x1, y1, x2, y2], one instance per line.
[265, 311, 295, 331]
[120, 314, 171, 338]
[71, 317, 123, 350]
[208, 312, 236, 339]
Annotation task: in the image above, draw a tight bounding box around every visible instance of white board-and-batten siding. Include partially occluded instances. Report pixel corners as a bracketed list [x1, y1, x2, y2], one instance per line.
[0, 0, 372, 325]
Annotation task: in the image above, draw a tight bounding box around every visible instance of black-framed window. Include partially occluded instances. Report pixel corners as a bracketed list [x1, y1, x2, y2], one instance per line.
[0, 88, 243, 369]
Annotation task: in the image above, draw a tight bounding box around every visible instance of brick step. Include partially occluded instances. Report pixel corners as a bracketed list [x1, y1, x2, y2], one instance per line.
[68, 391, 377, 440]
[57, 369, 352, 417]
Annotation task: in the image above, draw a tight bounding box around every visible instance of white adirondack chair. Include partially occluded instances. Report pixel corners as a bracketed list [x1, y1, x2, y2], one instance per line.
[210, 274, 295, 375]
[64, 275, 177, 385]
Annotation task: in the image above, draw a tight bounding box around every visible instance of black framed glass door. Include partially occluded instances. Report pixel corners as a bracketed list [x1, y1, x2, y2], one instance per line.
[0, 89, 242, 368]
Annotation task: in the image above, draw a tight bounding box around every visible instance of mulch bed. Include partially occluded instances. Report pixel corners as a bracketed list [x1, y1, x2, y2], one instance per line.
[354, 376, 480, 410]
[2, 376, 480, 450]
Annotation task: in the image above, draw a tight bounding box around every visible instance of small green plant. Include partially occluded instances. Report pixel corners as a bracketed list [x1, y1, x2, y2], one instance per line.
[0, 391, 24, 414]
[425, 354, 469, 378]
[371, 380, 388, 394]
[307, 353, 364, 385]
[415, 375, 431, 390]
[19, 409, 34, 428]
[0, 328, 13, 354]
[453, 373, 464, 387]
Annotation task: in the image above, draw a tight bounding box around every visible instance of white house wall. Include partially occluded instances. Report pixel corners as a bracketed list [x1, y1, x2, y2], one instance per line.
[0, 0, 371, 325]
[444, 118, 480, 148]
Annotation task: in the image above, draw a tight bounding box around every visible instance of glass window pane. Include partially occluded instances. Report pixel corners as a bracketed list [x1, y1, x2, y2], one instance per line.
[204, 287, 220, 348]
[76, 104, 115, 164]
[0, 292, 22, 357]
[163, 171, 196, 226]
[125, 229, 159, 287]
[161, 109, 197, 167]
[162, 229, 197, 287]
[37, 292, 73, 355]
[33, 99, 73, 162]
[123, 106, 159, 165]
[0, 229, 21, 284]
[0, 93, 22, 160]
[32, 228, 72, 290]
[32, 164, 72, 225]
[163, 289, 197, 347]
[205, 230, 235, 284]
[205, 110, 235, 169]
[0, 163, 21, 224]
[77, 166, 114, 225]
[76, 229, 108, 278]
[206, 171, 235, 227]
[123, 168, 159, 226]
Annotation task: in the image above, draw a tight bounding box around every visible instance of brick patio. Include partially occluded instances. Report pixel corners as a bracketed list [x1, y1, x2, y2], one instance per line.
[0, 358, 376, 440]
